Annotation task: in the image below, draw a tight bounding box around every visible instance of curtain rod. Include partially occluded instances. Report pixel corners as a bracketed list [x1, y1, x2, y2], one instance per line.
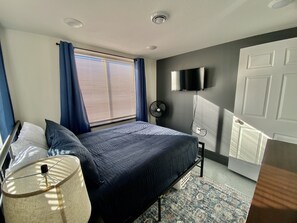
[55, 42, 134, 60]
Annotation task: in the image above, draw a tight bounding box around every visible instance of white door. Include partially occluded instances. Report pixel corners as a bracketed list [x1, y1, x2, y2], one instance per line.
[229, 37, 297, 180]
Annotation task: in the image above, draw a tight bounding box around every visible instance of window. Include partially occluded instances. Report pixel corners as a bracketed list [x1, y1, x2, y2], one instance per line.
[75, 49, 136, 126]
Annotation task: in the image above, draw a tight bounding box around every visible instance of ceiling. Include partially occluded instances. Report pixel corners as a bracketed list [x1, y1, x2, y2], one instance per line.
[0, 0, 296, 60]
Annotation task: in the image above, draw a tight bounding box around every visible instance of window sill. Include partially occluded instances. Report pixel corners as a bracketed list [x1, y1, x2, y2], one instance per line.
[90, 117, 136, 131]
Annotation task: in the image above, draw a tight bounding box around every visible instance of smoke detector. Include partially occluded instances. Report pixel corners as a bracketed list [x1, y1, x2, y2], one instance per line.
[64, 18, 83, 28]
[146, 45, 157, 50]
[151, 12, 169, 24]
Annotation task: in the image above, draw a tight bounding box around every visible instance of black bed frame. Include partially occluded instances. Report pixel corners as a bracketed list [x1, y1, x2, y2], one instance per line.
[0, 121, 21, 182]
[0, 121, 204, 223]
[0, 121, 21, 222]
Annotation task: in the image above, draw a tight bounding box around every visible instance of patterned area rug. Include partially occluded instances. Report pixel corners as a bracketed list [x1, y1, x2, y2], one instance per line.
[135, 172, 251, 223]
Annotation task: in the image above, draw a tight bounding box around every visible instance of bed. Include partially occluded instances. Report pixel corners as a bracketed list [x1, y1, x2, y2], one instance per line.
[0, 120, 204, 223]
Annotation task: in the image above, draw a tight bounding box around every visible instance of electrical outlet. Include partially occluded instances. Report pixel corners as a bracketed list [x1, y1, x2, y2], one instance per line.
[195, 127, 201, 134]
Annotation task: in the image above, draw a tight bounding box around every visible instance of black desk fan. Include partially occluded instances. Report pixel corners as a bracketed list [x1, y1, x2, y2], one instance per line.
[149, 101, 167, 119]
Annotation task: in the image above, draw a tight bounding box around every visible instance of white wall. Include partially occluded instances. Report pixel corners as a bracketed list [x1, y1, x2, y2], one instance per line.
[145, 58, 156, 124]
[1, 29, 60, 128]
[0, 28, 156, 128]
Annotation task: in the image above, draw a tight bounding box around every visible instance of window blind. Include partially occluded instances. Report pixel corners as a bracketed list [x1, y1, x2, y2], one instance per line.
[75, 49, 136, 125]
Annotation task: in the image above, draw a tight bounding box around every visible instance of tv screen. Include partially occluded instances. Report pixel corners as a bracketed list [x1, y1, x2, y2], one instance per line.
[171, 67, 205, 91]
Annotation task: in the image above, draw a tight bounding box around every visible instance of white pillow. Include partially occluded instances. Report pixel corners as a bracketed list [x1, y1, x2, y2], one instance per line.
[11, 138, 48, 157]
[6, 146, 48, 176]
[11, 122, 48, 156]
[18, 122, 47, 148]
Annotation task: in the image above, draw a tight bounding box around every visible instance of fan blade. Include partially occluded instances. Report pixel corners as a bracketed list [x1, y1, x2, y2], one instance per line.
[150, 102, 157, 111]
[153, 111, 162, 118]
[158, 103, 166, 111]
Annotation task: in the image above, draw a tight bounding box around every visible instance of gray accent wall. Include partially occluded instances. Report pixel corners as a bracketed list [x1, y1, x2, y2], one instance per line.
[156, 27, 297, 163]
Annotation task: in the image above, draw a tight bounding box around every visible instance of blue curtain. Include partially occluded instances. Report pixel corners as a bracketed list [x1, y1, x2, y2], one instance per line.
[59, 41, 90, 134]
[134, 58, 148, 122]
[0, 43, 15, 142]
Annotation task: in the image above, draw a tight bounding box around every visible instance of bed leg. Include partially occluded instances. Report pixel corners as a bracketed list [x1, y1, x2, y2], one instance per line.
[200, 142, 205, 177]
[200, 157, 204, 177]
[158, 196, 161, 222]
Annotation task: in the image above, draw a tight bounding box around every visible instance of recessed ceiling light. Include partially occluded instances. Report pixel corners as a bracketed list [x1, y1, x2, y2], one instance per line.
[146, 45, 157, 50]
[151, 12, 169, 24]
[64, 18, 83, 28]
[268, 0, 295, 9]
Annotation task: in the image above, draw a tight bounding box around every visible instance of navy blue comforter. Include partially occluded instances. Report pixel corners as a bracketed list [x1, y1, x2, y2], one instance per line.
[78, 121, 198, 223]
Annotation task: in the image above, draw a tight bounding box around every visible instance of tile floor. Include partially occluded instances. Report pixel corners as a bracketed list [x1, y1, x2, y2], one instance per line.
[194, 158, 256, 200]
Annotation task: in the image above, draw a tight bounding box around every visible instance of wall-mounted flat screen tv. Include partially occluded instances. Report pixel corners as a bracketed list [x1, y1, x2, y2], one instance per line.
[171, 67, 205, 91]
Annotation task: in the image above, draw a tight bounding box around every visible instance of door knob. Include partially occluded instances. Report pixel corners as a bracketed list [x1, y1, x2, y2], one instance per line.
[235, 119, 244, 125]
